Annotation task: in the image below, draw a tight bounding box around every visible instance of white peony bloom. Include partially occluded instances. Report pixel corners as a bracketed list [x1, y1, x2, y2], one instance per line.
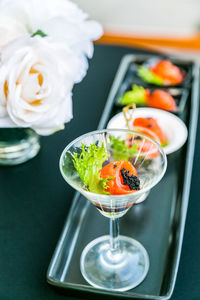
[0, 0, 103, 82]
[0, 35, 81, 135]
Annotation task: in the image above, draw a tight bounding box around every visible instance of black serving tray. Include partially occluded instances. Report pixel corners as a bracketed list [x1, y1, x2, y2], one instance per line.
[114, 55, 192, 115]
[47, 54, 199, 299]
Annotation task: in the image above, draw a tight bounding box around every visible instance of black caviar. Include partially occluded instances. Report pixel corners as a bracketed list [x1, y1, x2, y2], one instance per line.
[120, 168, 140, 191]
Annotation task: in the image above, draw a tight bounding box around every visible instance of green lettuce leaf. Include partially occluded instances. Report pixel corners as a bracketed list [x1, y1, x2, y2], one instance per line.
[118, 85, 146, 105]
[138, 66, 164, 85]
[161, 140, 169, 148]
[72, 143, 111, 194]
[110, 136, 138, 161]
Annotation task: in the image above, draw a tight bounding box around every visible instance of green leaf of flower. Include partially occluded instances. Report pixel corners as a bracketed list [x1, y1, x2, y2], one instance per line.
[31, 30, 47, 38]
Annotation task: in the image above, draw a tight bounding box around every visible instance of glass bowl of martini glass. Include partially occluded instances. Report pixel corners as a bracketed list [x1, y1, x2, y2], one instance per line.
[60, 129, 167, 292]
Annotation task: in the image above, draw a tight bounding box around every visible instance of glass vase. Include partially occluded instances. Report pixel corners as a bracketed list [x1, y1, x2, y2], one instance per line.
[0, 128, 40, 166]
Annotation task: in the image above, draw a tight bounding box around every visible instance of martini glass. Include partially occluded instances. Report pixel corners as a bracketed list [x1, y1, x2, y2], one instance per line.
[60, 129, 167, 291]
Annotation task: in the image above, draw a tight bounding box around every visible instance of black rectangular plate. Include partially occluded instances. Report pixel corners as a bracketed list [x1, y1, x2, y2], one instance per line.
[47, 54, 199, 299]
[115, 85, 189, 115]
[123, 54, 193, 88]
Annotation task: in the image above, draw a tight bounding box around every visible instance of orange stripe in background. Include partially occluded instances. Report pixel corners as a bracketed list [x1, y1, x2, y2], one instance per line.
[96, 32, 200, 52]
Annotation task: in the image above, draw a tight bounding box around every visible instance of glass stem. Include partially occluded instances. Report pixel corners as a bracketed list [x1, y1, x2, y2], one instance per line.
[109, 217, 120, 252]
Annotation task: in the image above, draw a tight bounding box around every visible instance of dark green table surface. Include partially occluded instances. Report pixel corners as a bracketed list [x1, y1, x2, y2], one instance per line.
[0, 44, 200, 300]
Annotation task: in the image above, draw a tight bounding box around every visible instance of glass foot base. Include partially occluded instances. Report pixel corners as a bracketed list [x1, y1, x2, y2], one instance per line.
[0, 128, 40, 166]
[80, 235, 149, 291]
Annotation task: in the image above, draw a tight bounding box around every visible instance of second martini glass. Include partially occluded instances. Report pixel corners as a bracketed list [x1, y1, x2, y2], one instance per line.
[60, 129, 167, 291]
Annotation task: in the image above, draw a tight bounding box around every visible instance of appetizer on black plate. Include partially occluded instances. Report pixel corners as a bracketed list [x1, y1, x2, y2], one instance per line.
[138, 59, 184, 86]
[118, 84, 177, 112]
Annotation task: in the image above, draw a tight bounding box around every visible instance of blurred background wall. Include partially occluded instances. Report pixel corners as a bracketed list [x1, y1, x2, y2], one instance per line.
[75, 0, 200, 37]
[74, 0, 200, 60]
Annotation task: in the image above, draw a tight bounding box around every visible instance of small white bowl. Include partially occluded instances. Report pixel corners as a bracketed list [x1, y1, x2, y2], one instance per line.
[107, 107, 188, 155]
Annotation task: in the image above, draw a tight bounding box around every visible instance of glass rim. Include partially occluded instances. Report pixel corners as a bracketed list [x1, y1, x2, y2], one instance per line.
[59, 128, 167, 199]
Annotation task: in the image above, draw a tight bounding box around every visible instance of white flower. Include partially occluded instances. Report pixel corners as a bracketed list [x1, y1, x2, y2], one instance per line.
[0, 0, 103, 82]
[0, 36, 81, 135]
[0, 0, 103, 134]
[0, 15, 27, 50]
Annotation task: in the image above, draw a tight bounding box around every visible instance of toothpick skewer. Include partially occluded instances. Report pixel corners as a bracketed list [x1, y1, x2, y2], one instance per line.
[122, 104, 136, 130]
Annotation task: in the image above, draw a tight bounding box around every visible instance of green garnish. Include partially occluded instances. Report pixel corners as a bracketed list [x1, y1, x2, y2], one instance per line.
[31, 29, 47, 38]
[110, 136, 138, 161]
[72, 143, 111, 194]
[118, 85, 146, 106]
[161, 140, 169, 148]
[138, 66, 164, 85]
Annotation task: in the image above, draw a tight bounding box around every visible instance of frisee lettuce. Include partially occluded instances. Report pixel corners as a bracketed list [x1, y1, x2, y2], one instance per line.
[138, 66, 164, 85]
[109, 136, 138, 161]
[72, 143, 111, 194]
[118, 85, 146, 106]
